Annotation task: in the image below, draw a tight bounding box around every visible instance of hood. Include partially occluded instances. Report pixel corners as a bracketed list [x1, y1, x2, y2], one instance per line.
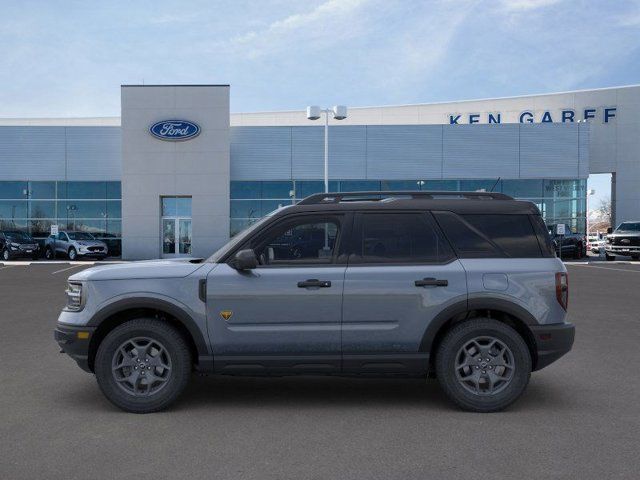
[610, 231, 640, 237]
[75, 240, 107, 246]
[69, 257, 206, 281]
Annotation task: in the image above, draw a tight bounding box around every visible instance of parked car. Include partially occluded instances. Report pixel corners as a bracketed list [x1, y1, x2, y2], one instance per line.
[55, 191, 574, 413]
[604, 221, 640, 261]
[590, 239, 606, 254]
[0, 231, 40, 260]
[45, 231, 108, 260]
[547, 223, 587, 259]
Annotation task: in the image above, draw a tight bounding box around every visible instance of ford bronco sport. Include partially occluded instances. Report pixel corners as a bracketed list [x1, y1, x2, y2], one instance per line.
[55, 191, 574, 413]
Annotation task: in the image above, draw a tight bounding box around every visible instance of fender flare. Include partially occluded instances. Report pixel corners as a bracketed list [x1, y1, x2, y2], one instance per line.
[419, 297, 538, 354]
[87, 296, 210, 357]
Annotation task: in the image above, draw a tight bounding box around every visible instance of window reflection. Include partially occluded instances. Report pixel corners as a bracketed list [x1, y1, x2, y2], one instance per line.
[229, 179, 588, 236]
[0, 180, 122, 257]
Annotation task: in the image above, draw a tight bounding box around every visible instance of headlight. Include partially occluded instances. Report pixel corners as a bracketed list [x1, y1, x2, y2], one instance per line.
[10, 242, 19, 250]
[65, 282, 84, 311]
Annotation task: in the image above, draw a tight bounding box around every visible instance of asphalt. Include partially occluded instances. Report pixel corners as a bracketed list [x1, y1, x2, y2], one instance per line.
[0, 261, 639, 479]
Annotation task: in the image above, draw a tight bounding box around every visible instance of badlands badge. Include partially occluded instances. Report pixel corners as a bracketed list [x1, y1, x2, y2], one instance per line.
[220, 310, 233, 321]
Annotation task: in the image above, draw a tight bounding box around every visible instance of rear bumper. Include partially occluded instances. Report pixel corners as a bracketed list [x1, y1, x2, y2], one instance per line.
[530, 322, 575, 371]
[54, 324, 96, 373]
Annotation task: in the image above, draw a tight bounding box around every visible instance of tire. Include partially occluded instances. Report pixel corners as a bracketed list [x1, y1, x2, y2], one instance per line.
[632, 255, 639, 261]
[68, 247, 77, 260]
[605, 253, 615, 261]
[436, 318, 531, 413]
[94, 318, 192, 413]
[44, 247, 53, 260]
[2, 249, 10, 261]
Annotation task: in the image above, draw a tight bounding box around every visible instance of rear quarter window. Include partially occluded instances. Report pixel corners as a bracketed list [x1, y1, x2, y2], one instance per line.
[434, 212, 545, 258]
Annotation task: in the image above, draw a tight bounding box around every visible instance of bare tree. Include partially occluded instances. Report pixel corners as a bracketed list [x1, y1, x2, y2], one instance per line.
[596, 198, 612, 225]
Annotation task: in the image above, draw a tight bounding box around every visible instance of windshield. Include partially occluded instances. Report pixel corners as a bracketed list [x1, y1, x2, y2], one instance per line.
[67, 232, 96, 240]
[207, 206, 290, 263]
[616, 222, 640, 232]
[6, 231, 33, 242]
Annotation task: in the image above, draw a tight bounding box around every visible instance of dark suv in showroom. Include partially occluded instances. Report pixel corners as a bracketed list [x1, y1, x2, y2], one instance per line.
[0, 231, 40, 260]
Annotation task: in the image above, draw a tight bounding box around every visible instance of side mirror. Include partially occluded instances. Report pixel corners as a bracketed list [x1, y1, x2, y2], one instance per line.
[607, 227, 613, 234]
[231, 249, 258, 270]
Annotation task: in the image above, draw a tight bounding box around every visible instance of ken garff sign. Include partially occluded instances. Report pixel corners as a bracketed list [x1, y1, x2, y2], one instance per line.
[448, 106, 617, 125]
[149, 120, 200, 141]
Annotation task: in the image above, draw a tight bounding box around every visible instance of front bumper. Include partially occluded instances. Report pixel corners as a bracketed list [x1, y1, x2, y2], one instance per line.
[604, 245, 640, 255]
[78, 248, 107, 257]
[54, 324, 96, 373]
[530, 322, 575, 371]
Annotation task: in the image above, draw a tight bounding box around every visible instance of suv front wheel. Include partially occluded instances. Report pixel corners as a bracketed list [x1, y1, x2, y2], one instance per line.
[95, 319, 192, 413]
[436, 318, 531, 412]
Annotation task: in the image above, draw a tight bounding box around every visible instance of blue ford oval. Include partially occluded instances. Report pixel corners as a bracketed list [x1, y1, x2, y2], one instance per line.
[149, 120, 200, 141]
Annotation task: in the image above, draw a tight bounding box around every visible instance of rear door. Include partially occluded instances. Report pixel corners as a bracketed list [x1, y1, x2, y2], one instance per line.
[206, 212, 350, 374]
[341, 212, 467, 374]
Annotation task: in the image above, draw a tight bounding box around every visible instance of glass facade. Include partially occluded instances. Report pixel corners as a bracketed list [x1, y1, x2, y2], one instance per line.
[229, 179, 587, 237]
[0, 181, 122, 256]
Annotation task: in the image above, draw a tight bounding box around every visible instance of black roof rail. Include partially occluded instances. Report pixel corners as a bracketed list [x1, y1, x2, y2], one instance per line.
[297, 190, 513, 205]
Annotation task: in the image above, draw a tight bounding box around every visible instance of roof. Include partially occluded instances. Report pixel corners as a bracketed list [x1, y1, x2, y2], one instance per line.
[275, 191, 540, 216]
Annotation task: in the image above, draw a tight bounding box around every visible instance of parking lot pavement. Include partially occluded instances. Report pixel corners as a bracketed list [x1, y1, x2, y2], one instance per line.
[1, 263, 639, 480]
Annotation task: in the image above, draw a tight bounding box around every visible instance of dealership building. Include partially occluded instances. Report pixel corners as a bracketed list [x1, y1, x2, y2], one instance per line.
[0, 84, 638, 259]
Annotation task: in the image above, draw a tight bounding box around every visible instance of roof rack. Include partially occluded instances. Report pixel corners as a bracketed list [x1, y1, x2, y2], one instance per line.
[297, 190, 513, 205]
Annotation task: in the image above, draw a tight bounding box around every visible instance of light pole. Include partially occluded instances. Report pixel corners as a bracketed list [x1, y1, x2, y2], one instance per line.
[306, 105, 348, 193]
[586, 188, 596, 242]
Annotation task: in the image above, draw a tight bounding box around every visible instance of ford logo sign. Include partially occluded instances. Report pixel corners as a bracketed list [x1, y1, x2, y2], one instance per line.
[149, 120, 200, 141]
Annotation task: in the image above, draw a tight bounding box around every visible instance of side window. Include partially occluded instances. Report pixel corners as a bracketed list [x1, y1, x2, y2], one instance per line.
[354, 213, 454, 264]
[530, 215, 555, 257]
[433, 211, 499, 258]
[461, 214, 542, 258]
[252, 217, 340, 265]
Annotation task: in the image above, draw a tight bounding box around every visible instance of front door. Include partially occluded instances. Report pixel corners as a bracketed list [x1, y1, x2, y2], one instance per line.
[206, 214, 348, 374]
[56, 232, 69, 254]
[341, 212, 468, 374]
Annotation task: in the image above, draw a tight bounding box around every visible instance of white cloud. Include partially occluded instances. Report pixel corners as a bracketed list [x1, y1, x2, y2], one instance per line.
[498, 0, 563, 11]
[226, 0, 371, 58]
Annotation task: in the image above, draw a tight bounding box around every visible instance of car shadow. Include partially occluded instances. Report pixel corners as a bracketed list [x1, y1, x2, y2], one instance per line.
[175, 374, 574, 413]
[57, 373, 575, 414]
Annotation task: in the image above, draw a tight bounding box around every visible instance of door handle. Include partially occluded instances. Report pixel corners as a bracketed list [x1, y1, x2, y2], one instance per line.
[297, 279, 332, 288]
[415, 277, 448, 287]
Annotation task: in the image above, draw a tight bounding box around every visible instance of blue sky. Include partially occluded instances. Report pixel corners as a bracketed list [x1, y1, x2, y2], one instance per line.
[1, 0, 638, 201]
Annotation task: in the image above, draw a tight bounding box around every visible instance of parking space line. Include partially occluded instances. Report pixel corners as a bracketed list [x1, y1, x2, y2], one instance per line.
[51, 264, 87, 275]
[569, 263, 640, 273]
[0, 265, 17, 271]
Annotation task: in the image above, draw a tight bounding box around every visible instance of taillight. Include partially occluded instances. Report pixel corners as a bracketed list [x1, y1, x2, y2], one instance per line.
[555, 272, 569, 310]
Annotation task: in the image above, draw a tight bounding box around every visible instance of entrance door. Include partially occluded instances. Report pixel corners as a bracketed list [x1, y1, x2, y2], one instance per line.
[161, 197, 192, 257]
[162, 218, 192, 256]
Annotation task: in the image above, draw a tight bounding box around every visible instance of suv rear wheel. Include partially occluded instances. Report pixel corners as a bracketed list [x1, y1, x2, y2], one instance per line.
[436, 318, 531, 412]
[95, 319, 192, 413]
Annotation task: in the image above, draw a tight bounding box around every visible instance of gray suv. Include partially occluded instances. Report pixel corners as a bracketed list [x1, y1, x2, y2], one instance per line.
[45, 231, 108, 260]
[55, 191, 574, 413]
